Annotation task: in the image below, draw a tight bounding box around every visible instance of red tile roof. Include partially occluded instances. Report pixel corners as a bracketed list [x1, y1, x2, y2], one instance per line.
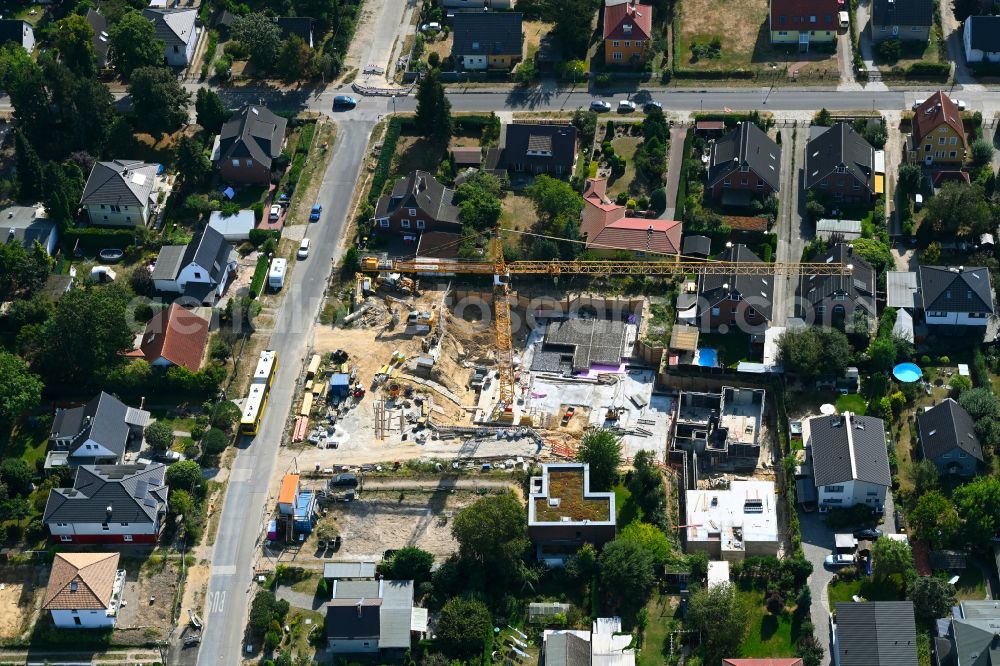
[604, 1, 652, 40]
[770, 0, 840, 28]
[912, 91, 966, 146]
[140, 303, 209, 372]
[588, 217, 681, 255]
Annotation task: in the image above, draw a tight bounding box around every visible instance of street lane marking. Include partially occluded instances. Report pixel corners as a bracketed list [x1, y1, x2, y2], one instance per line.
[208, 591, 226, 614]
[231, 468, 252, 483]
[212, 565, 237, 575]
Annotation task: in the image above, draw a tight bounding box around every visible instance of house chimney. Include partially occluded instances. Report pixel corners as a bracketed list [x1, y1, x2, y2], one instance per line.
[847, 244, 853, 256]
[356, 599, 364, 618]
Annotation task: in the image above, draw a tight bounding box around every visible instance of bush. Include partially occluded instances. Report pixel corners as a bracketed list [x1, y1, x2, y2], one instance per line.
[201, 428, 229, 456]
[876, 38, 902, 62]
[145, 420, 174, 452]
[368, 118, 402, 206]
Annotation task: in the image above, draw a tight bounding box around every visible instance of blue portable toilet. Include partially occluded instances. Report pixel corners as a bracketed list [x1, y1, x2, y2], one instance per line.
[329, 373, 350, 399]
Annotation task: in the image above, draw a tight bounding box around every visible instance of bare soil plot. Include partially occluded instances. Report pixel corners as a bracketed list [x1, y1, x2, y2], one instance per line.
[0, 565, 44, 640]
[115, 556, 182, 636]
[500, 193, 538, 232]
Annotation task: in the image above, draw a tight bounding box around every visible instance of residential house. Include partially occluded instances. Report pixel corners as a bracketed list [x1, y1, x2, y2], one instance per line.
[207, 209, 255, 241]
[769, 0, 839, 50]
[132, 303, 209, 372]
[805, 412, 891, 512]
[671, 387, 766, 470]
[963, 15, 1000, 64]
[796, 243, 876, 326]
[908, 92, 967, 165]
[151, 225, 237, 305]
[323, 562, 378, 581]
[275, 17, 314, 48]
[43, 553, 125, 628]
[214, 105, 288, 185]
[142, 8, 198, 66]
[870, 0, 934, 42]
[682, 235, 712, 258]
[451, 12, 523, 71]
[0, 19, 34, 52]
[934, 600, 1000, 666]
[528, 463, 616, 565]
[373, 171, 461, 237]
[833, 601, 918, 666]
[415, 231, 464, 259]
[46, 392, 150, 469]
[325, 579, 425, 655]
[689, 244, 773, 332]
[85, 10, 110, 68]
[804, 123, 878, 204]
[685, 481, 780, 561]
[42, 462, 169, 544]
[706, 121, 782, 201]
[918, 265, 995, 332]
[580, 177, 682, 257]
[0, 205, 58, 255]
[495, 122, 578, 175]
[916, 398, 983, 477]
[543, 617, 636, 666]
[80, 160, 159, 227]
[603, 1, 653, 66]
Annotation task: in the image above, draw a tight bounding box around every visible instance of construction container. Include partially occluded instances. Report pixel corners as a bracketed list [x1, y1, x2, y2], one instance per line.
[329, 373, 350, 399]
[306, 354, 321, 379]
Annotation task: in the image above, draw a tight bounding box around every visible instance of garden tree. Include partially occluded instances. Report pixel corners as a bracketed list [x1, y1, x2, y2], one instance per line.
[851, 237, 894, 274]
[211, 400, 243, 432]
[436, 597, 491, 658]
[451, 492, 529, 583]
[0, 47, 49, 149]
[868, 336, 897, 372]
[41, 59, 117, 155]
[872, 535, 915, 579]
[628, 450, 666, 527]
[231, 13, 282, 70]
[909, 575, 956, 624]
[481, 113, 502, 147]
[33, 282, 133, 384]
[548, 0, 598, 58]
[454, 173, 503, 230]
[0, 240, 52, 299]
[144, 420, 174, 452]
[176, 135, 212, 192]
[247, 590, 289, 638]
[877, 37, 902, 62]
[166, 460, 207, 498]
[971, 138, 995, 165]
[815, 108, 832, 126]
[898, 162, 924, 196]
[619, 521, 671, 566]
[384, 547, 435, 584]
[414, 69, 452, 145]
[168, 488, 196, 519]
[0, 352, 43, 424]
[923, 182, 994, 238]
[195, 88, 228, 134]
[129, 66, 191, 135]
[278, 35, 316, 81]
[953, 475, 1000, 544]
[109, 11, 164, 80]
[949, 374, 972, 397]
[14, 131, 44, 202]
[525, 175, 584, 236]
[599, 538, 655, 612]
[687, 583, 749, 664]
[529, 237, 560, 260]
[4, 295, 54, 333]
[572, 108, 599, 147]
[798, 634, 824, 666]
[0, 459, 34, 496]
[777, 326, 850, 378]
[959, 387, 999, 421]
[42, 161, 86, 232]
[566, 542, 597, 580]
[923, 241, 942, 265]
[634, 135, 666, 189]
[578, 430, 621, 491]
[975, 417, 1000, 449]
[55, 14, 97, 77]
[909, 490, 960, 548]
[201, 428, 229, 456]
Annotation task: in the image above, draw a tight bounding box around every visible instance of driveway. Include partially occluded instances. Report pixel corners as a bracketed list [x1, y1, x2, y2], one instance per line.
[662, 124, 689, 220]
[799, 510, 837, 666]
[773, 122, 810, 326]
[855, 0, 878, 78]
[939, 0, 977, 86]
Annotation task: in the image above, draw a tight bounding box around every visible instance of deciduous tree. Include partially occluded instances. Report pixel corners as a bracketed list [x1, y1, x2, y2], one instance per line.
[0, 352, 43, 424]
[277, 34, 316, 81]
[128, 66, 191, 135]
[144, 420, 174, 452]
[384, 547, 435, 584]
[231, 13, 282, 70]
[619, 521, 671, 566]
[953, 475, 1000, 544]
[777, 327, 850, 378]
[578, 430, 621, 491]
[14, 131, 44, 202]
[55, 14, 97, 77]
[872, 535, 914, 579]
[687, 583, 749, 664]
[109, 11, 164, 80]
[923, 182, 994, 238]
[195, 88, 228, 134]
[166, 460, 207, 498]
[908, 575, 956, 624]
[436, 597, 491, 658]
[451, 492, 529, 583]
[599, 538, 655, 611]
[909, 490, 960, 548]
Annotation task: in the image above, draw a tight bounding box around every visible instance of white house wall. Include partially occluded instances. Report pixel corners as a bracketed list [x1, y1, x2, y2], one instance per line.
[51, 608, 116, 629]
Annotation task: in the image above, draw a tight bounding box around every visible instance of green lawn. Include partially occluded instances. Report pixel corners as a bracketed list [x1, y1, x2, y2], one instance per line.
[614, 483, 643, 528]
[638, 593, 677, 666]
[954, 567, 988, 601]
[835, 394, 867, 415]
[737, 590, 799, 658]
[828, 576, 905, 607]
[0, 421, 50, 469]
[606, 136, 641, 199]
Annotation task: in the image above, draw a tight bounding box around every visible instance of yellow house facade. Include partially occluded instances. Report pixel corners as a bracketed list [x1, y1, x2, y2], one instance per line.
[908, 92, 967, 165]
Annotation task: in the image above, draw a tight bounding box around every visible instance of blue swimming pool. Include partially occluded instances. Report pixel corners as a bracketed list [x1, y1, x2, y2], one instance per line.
[893, 362, 922, 383]
[695, 348, 718, 367]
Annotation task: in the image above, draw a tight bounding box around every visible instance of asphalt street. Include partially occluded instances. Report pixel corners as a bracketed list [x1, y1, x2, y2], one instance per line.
[195, 119, 375, 665]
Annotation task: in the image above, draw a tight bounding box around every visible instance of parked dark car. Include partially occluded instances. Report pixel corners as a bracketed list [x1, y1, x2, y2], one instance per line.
[853, 528, 882, 540]
[333, 95, 358, 110]
[329, 473, 358, 488]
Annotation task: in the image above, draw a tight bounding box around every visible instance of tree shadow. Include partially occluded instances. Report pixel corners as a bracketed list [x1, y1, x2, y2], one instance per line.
[760, 613, 779, 642]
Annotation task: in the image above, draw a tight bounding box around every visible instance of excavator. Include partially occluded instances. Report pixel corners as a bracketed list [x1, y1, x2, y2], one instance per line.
[360, 233, 853, 422]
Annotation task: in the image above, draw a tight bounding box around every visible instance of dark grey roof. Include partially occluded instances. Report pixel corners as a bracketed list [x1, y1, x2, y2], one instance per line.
[809, 413, 891, 487]
[451, 11, 523, 57]
[50, 392, 132, 459]
[835, 601, 917, 666]
[798, 243, 876, 317]
[43, 463, 168, 525]
[682, 235, 712, 257]
[546, 632, 592, 666]
[699, 244, 774, 321]
[805, 123, 876, 192]
[917, 398, 984, 462]
[928, 549, 968, 570]
[499, 123, 578, 171]
[872, 0, 934, 27]
[182, 226, 234, 283]
[325, 599, 381, 640]
[86, 10, 110, 62]
[151, 245, 186, 281]
[0, 19, 31, 49]
[142, 8, 197, 48]
[218, 105, 287, 169]
[707, 122, 782, 192]
[965, 15, 1000, 53]
[374, 171, 460, 224]
[919, 266, 995, 314]
[0, 206, 55, 249]
[274, 17, 313, 43]
[80, 160, 157, 208]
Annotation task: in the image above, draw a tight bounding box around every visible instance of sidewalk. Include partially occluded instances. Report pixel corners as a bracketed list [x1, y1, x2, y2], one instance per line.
[662, 124, 689, 220]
